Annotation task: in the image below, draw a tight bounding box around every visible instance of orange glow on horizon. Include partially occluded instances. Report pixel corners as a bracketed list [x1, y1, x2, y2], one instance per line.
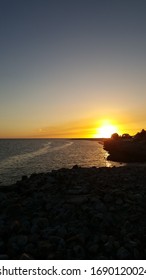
[94, 120, 120, 138]
[0, 117, 137, 139]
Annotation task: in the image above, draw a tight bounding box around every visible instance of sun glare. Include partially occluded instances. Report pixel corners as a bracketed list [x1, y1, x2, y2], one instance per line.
[95, 123, 118, 138]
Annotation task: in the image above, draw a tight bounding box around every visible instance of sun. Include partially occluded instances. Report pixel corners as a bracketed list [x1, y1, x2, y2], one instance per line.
[95, 123, 118, 138]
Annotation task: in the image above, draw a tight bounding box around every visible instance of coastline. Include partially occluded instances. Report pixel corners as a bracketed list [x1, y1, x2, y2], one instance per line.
[104, 139, 146, 162]
[0, 165, 146, 260]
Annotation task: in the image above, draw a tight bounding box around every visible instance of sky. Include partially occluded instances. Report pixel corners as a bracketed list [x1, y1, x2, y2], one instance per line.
[1, 0, 146, 138]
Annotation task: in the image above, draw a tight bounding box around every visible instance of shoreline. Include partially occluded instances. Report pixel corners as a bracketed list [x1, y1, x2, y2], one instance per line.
[104, 139, 146, 162]
[0, 165, 146, 259]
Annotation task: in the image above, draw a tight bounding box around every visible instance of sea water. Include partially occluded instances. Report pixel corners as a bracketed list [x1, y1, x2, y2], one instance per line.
[0, 139, 122, 185]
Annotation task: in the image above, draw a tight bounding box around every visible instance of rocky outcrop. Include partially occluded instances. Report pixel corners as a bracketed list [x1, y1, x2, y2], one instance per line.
[0, 165, 146, 259]
[104, 139, 146, 162]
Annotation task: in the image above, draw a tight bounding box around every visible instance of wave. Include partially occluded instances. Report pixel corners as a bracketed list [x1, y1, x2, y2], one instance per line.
[0, 142, 51, 170]
[50, 141, 73, 152]
[0, 140, 73, 171]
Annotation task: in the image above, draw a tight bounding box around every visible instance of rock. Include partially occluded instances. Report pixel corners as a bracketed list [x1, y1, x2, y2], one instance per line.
[24, 243, 36, 256]
[104, 241, 113, 253]
[34, 217, 49, 229]
[0, 240, 5, 253]
[66, 196, 88, 204]
[28, 234, 39, 243]
[0, 193, 8, 202]
[117, 247, 131, 259]
[72, 165, 79, 169]
[133, 248, 140, 259]
[100, 234, 108, 243]
[103, 193, 113, 203]
[73, 245, 85, 259]
[0, 165, 145, 259]
[116, 198, 123, 205]
[22, 175, 28, 181]
[10, 220, 21, 232]
[30, 224, 39, 234]
[48, 236, 65, 248]
[88, 244, 99, 255]
[37, 241, 55, 259]
[20, 253, 33, 260]
[0, 254, 9, 260]
[9, 235, 28, 252]
[67, 185, 89, 195]
[6, 203, 23, 218]
[95, 199, 106, 212]
[114, 240, 120, 249]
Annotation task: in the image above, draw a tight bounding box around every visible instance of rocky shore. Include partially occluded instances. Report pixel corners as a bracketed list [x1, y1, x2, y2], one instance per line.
[0, 165, 146, 260]
[104, 139, 146, 162]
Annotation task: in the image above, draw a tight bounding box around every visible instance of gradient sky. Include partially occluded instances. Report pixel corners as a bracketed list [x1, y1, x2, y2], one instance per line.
[1, 0, 146, 138]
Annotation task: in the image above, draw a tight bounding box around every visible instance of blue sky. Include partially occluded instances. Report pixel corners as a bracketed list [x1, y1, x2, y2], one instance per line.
[1, 0, 146, 137]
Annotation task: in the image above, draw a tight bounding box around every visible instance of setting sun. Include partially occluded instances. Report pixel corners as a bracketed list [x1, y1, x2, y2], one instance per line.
[95, 123, 118, 138]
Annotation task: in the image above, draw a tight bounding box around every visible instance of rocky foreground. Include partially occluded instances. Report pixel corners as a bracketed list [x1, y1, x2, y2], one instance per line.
[0, 165, 146, 260]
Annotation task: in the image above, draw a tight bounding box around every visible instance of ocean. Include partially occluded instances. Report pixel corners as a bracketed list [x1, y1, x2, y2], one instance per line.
[0, 139, 122, 185]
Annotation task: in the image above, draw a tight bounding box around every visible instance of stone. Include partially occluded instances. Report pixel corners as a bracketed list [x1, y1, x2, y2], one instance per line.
[20, 253, 33, 260]
[0, 254, 9, 260]
[116, 198, 123, 205]
[88, 244, 99, 255]
[9, 235, 28, 251]
[73, 245, 85, 259]
[0, 165, 145, 260]
[35, 217, 49, 229]
[0, 240, 5, 253]
[6, 203, 23, 218]
[103, 193, 113, 203]
[10, 220, 21, 232]
[72, 165, 79, 169]
[117, 247, 130, 259]
[37, 241, 54, 259]
[22, 175, 28, 181]
[66, 196, 88, 204]
[95, 199, 106, 212]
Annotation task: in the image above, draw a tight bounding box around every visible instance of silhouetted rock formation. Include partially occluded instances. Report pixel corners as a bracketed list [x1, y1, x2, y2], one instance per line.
[134, 129, 146, 141]
[104, 129, 146, 162]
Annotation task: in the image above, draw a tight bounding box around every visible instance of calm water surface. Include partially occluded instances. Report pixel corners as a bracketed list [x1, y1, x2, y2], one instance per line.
[0, 139, 122, 185]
